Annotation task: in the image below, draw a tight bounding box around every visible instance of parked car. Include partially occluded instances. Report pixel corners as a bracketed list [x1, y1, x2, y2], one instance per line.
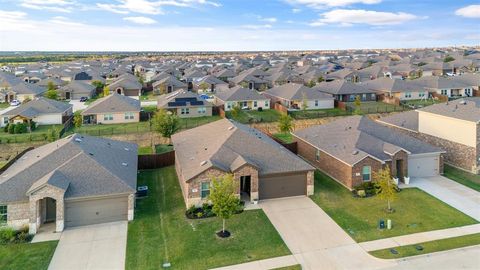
[10, 100, 21, 106]
[79, 97, 89, 102]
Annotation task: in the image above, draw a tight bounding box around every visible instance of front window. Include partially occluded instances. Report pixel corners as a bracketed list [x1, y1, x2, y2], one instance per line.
[371, 93, 376, 100]
[103, 114, 113, 121]
[349, 95, 355, 101]
[314, 100, 319, 107]
[253, 101, 257, 107]
[362, 94, 366, 101]
[181, 108, 190, 115]
[441, 89, 448, 96]
[197, 107, 206, 114]
[124, 112, 134, 120]
[0, 205, 7, 225]
[315, 149, 320, 161]
[201, 182, 210, 198]
[264, 101, 269, 107]
[362, 166, 371, 181]
[3, 117, 8, 125]
[405, 92, 412, 98]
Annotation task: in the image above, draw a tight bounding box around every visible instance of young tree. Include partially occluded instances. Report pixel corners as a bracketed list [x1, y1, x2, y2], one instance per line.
[73, 111, 82, 128]
[373, 166, 397, 212]
[209, 174, 240, 237]
[44, 89, 59, 100]
[103, 86, 110, 97]
[278, 114, 293, 134]
[353, 95, 362, 115]
[91, 80, 104, 90]
[152, 109, 179, 143]
[230, 105, 241, 118]
[199, 82, 209, 92]
[301, 92, 309, 114]
[239, 81, 249, 89]
[47, 81, 56, 91]
[46, 126, 60, 142]
[306, 80, 316, 88]
[317, 76, 325, 83]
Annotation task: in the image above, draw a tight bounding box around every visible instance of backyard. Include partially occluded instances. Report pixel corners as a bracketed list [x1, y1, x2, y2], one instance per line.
[126, 167, 290, 270]
[346, 101, 405, 114]
[138, 144, 173, 155]
[289, 108, 349, 119]
[0, 241, 58, 270]
[310, 170, 478, 242]
[0, 124, 64, 144]
[443, 164, 480, 192]
[226, 109, 281, 124]
[401, 99, 443, 109]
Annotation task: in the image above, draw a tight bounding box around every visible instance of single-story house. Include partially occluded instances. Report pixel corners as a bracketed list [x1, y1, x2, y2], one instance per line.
[81, 93, 141, 124]
[0, 134, 137, 234]
[263, 83, 334, 110]
[172, 119, 315, 206]
[108, 74, 142, 97]
[0, 82, 46, 103]
[412, 76, 473, 98]
[292, 115, 445, 189]
[0, 97, 73, 128]
[157, 90, 213, 118]
[152, 75, 186, 94]
[314, 80, 377, 102]
[214, 86, 270, 111]
[361, 77, 429, 101]
[58, 81, 96, 100]
[194, 75, 229, 93]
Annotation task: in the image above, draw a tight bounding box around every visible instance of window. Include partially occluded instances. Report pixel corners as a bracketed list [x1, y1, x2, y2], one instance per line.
[465, 89, 471, 96]
[3, 117, 8, 125]
[314, 100, 319, 107]
[419, 92, 425, 98]
[253, 101, 257, 107]
[315, 149, 321, 161]
[362, 166, 371, 181]
[362, 94, 367, 101]
[201, 182, 210, 198]
[371, 93, 376, 100]
[197, 107, 206, 114]
[181, 108, 190, 115]
[349, 95, 355, 101]
[265, 101, 269, 107]
[103, 114, 113, 121]
[441, 89, 448, 96]
[0, 205, 6, 225]
[124, 112, 134, 120]
[405, 92, 412, 98]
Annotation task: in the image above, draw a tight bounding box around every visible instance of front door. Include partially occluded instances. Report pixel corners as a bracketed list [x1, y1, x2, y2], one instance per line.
[65, 92, 71, 100]
[45, 198, 56, 223]
[240, 176, 251, 194]
[396, 160, 404, 181]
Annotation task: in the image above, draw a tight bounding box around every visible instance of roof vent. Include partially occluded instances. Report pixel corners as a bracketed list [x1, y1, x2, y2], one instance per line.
[124, 147, 130, 151]
[89, 153, 94, 156]
[122, 162, 128, 166]
[352, 150, 359, 155]
[228, 126, 234, 130]
[200, 160, 207, 166]
[75, 138, 82, 142]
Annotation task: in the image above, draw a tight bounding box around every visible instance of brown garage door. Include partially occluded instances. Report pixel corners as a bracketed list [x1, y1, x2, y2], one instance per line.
[259, 173, 306, 200]
[65, 196, 128, 228]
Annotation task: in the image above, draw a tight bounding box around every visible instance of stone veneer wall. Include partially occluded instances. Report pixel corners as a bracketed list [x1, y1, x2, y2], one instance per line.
[28, 185, 65, 234]
[7, 202, 30, 230]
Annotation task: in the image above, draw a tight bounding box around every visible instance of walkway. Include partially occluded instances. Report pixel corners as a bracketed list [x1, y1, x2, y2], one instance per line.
[402, 176, 480, 221]
[48, 221, 128, 270]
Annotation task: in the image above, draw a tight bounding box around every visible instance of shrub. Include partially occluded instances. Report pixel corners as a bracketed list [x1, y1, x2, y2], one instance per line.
[14, 123, 28, 134]
[7, 123, 14, 134]
[3, 123, 9, 133]
[30, 121, 37, 131]
[0, 227, 16, 243]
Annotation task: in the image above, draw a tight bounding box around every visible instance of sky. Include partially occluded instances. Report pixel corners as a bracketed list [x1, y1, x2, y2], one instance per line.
[0, 0, 479, 51]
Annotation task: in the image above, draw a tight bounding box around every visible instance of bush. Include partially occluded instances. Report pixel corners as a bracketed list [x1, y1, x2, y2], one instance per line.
[0, 227, 16, 243]
[0, 226, 32, 244]
[14, 123, 28, 134]
[7, 123, 14, 134]
[3, 123, 9, 133]
[354, 182, 378, 197]
[30, 121, 37, 131]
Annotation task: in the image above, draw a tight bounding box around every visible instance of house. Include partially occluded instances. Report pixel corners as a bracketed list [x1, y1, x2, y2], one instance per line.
[378, 98, 480, 174]
[314, 80, 377, 102]
[81, 93, 141, 124]
[0, 97, 73, 128]
[0, 134, 137, 234]
[361, 77, 429, 101]
[412, 76, 473, 98]
[263, 83, 334, 110]
[194, 75, 229, 93]
[157, 90, 213, 118]
[229, 68, 270, 90]
[58, 81, 96, 100]
[293, 116, 444, 189]
[152, 75, 186, 94]
[172, 119, 315, 206]
[214, 86, 270, 111]
[108, 74, 142, 97]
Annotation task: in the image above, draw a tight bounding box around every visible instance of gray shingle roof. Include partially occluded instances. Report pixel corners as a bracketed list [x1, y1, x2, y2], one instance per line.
[172, 119, 314, 181]
[215, 86, 268, 102]
[81, 93, 140, 115]
[0, 134, 137, 203]
[377, 110, 419, 132]
[315, 80, 375, 95]
[1, 97, 72, 118]
[417, 97, 480, 122]
[265, 83, 333, 100]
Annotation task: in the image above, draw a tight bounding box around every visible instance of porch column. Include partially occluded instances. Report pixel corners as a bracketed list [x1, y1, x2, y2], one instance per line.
[28, 199, 39, 235]
[307, 171, 314, 196]
[128, 194, 135, 221]
[55, 198, 64, 232]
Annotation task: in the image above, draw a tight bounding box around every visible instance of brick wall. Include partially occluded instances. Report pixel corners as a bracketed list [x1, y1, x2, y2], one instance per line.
[351, 157, 383, 187]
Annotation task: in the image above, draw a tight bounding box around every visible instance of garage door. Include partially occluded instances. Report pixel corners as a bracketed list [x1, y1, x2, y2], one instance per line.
[259, 173, 306, 200]
[408, 154, 439, 178]
[65, 196, 128, 228]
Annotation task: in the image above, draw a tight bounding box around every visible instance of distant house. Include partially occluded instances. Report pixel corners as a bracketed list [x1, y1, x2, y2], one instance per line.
[412, 76, 474, 98]
[214, 86, 270, 111]
[108, 74, 142, 97]
[293, 116, 444, 189]
[0, 81, 46, 103]
[0, 134, 137, 234]
[314, 81, 377, 102]
[58, 81, 96, 100]
[172, 119, 315, 206]
[157, 90, 213, 118]
[152, 75, 186, 94]
[361, 77, 429, 101]
[263, 83, 334, 110]
[81, 93, 141, 124]
[229, 68, 270, 90]
[0, 97, 73, 128]
[194, 75, 229, 93]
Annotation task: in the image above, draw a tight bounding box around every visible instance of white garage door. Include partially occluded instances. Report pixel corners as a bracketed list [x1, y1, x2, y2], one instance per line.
[408, 154, 439, 178]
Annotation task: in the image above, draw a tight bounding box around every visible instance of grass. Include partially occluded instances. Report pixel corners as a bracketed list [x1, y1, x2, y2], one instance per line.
[272, 265, 302, 270]
[126, 167, 290, 270]
[226, 109, 281, 124]
[0, 241, 58, 270]
[0, 124, 64, 144]
[369, 233, 480, 259]
[0, 103, 9, 109]
[443, 164, 480, 192]
[289, 108, 348, 119]
[0, 161, 7, 169]
[273, 133, 293, 144]
[138, 146, 154, 155]
[346, 102, 403, 114]
[140, 91, 158, 101]
[155, 144, 173, 154]
[310, 170, 478, 242]
[401, 99, 443, 109]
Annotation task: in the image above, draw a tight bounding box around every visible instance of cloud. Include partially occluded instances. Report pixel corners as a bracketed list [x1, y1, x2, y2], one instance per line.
[292, 8, 301, 13]
[49, 16, 85, 26]
[455, 5, 480, 18]
[123, 16, 157, 24]
[310, 9, 420, 26]
[96, 0, 220, 15]
[242, 24, 273, 29]
[286, 0, 381, 8]
[19, 0, 76, 13]
[260, 17, 277, 23]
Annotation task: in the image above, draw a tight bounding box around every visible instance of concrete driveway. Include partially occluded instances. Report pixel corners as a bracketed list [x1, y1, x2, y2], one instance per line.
[260, 197, 395, 270]
[407, 176, 480, 221]
[69, 100, 88, 112]
[48, 221, 128, 270]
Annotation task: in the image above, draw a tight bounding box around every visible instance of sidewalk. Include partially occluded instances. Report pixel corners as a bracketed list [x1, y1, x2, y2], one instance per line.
[360, 223, 480, 251]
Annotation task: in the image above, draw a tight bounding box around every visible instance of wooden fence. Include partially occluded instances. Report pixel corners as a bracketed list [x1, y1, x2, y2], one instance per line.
[138, 150, 175, 170]
[273, 102, 288, 115]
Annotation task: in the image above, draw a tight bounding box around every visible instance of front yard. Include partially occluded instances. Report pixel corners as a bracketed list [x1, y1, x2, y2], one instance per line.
[0, 241, 58, 270]
[443, 164, 480, 192]
[310, 170, 478, 242]
[126, 167, 290, 270]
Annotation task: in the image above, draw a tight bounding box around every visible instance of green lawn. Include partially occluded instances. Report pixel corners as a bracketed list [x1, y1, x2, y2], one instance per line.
[0, 124, 64, 144]
[370, 233, 480, 259]
[272, 265, 302, 270]
[401, 99, 443, 109]
[0, 160, 7, 169]
[155, 144, 173, 154]
[126, 167, 290, 270]
[0, 103, 9, 109]
[226, 109, 281, 124]
[140, 91, 158, 101]
[310, 170, 478, 242]
[289, 108, 348, 119]
[346, 102, 403, 114]
[138, 146, 154, 155]
[273, 133, 293, 144]
[444, 164, 480, 192]
[0, 241, 58, 270]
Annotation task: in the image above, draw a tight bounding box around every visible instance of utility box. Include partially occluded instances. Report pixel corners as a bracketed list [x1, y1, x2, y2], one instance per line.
[379, 219, 385, 229]
[387, 219, 392, 230]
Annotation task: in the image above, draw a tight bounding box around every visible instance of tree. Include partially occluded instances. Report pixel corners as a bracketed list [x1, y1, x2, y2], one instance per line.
[44, 89, 58, 100]
[373, 166, 397, 212]
[306, 80, 316, 88]
[199, 82, 209, 92]
[239, 81, 249, 89]
[73, 111, 82, 128]
[353, 95, 362, 115]
[230, 105, 241, 118]
[47, 81, 56, 91]
[301, 92, 309, 114]
[91, 80, 104, 89]
[152, 109, 179, 143]
[317, 76, 324, 83]
[209, 174, 240, 237]
[444, 55, 455, 63]
[278, 114, 293, 134]
[103, 86, 110, 97]
[259, 84, 268, 91]
[47, 126, 60, 142]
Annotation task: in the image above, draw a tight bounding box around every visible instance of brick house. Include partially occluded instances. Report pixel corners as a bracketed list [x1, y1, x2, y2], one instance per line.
[292, 116, 444, 190]
[172, 119, 315, 207]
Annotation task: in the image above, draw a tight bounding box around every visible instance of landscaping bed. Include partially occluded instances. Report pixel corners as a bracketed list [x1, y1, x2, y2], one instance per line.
[126, 167, 290, 270]
[443, 164, 480, 192]
[369, 233, 480, 259]
[185, 202, 244, 219]
[310, 170, 478, 242]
